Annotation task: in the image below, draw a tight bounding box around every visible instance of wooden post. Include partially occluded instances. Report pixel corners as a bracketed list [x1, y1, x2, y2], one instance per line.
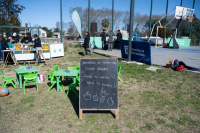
[115, 109, 119, 119]
[79, 109, 82, 119]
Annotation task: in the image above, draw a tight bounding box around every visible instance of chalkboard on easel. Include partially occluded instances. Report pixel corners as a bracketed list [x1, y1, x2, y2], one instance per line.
[79, 58, 119, 119]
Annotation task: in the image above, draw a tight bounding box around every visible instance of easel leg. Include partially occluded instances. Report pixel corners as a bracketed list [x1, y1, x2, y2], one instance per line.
[79, 109, 83, 119]
[10, 52, 17, 67]
[13, 52, 18, 66]
[41, 51, 48, 65]
[3, 52, 10, 68]
[35, 52, 39, 65]
[115, 109, 119, 120]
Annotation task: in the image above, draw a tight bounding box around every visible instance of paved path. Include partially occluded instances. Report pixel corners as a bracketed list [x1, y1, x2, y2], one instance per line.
[93, 47, 200, 72]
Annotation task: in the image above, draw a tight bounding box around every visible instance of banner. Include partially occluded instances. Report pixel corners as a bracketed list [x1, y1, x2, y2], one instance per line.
[168, 38, 191, 47]
[71, 10, 82, 38]
[120, 40, 151, 65]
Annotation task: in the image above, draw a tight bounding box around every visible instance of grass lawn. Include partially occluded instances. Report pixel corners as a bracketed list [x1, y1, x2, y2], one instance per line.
[0, 45, 200, 133]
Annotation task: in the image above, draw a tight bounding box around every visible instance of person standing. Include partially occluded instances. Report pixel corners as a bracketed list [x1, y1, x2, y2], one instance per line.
[33, 34, 42, 62]
[33, 34, 41, 48]
[7, 39, 14, 64]
[1, 32, 9, 63]
[83, 32, 90, 57]
[12, 33, 19, 44]
[21, 33, 32, 44]
[116, 30, 122, 50]
[107, 30, 115, 51]
[100, 29, 107, 50]
[27, 32, 33, 43]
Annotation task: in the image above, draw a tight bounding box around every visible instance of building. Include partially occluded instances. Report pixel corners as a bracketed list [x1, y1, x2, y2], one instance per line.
[52, 32, 60, 39]
[31, 28, 47, 38]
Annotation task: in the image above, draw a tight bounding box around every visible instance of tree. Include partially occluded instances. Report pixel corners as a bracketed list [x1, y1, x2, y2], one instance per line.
[0, 0, 25, 21]
[54, 21, 60, 32]
[42, 27, 53, 37]
[0, 0, 25, 34]
[101, 19, 109, 30]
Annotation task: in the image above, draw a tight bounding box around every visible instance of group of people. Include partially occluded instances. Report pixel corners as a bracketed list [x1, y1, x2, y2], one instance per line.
[83, 29, 122, 57]
[0, 32, 42, 65]
[100, 29, 122, 51]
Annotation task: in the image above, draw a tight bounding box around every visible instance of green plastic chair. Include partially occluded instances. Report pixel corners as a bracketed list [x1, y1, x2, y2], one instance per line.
[77, 63, 80, 69]
[23, 73, 38, 94]
[77, 63, 80, 73]
[66, 83, 79, 98]
[19, 66, 26, 68]
[54, 65, 59, 73]
[0, 71, 16, 88]
[118, 65, 122, 82]
[68, 67, 78, 70]
[47, 71, 62, 92]
[47, 65, 59, 81]
[67, 67, 79, 80]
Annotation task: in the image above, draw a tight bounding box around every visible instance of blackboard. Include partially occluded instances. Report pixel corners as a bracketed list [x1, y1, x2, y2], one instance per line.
[80, 58, 118, 110]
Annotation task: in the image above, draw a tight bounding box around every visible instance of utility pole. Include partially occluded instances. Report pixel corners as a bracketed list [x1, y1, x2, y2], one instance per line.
[189, 0, 195, 38]
[177, 0, 183, 38]
[163, 0, 168, 44]
[60, 0, 63, 43]
[112, 0, 114, 32]
[128, 0, 135, 61]
[88, 0, 91, 32]
[149, 0, 153, 37]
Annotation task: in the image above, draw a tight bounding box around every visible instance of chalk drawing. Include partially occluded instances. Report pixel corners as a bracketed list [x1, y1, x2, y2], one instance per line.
[93, 94, 98, 101]
[107, 97, 114, 106]
[83, 92, 91, 100]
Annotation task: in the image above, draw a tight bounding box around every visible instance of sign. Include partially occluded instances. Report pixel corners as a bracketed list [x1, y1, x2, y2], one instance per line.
[168, 38, 191, 47]
[71, 10, 82, 38]
[79, 58, 119, 119]
[120, 40, 151, 65]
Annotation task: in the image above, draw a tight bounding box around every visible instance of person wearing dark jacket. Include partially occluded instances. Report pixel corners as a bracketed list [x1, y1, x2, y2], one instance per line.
[1, 32, 13, 64]
[33, 34, 41, 48]
[84, 32, 90, 57]
[100, 29, 107, 50]
[21, 33, 32, 44]
[27, 32, 33, 43]
[12, 33, 19, 44]
[116, 30, 122, 49]
[107, 30, 115, 51]
[34, 34, 42, 62]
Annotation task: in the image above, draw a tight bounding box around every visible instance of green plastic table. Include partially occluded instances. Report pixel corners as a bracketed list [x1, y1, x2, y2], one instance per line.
[54, 69, 79, 92]
[14, 67, 40, 89]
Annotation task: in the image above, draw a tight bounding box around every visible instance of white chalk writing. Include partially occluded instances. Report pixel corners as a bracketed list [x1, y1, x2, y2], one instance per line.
[85, 67, 95, 70]
[81, 74, 92, 78]
[97, 67, 108, 71]
[87, 80, 94, 85]
[83, 61, 96, 65]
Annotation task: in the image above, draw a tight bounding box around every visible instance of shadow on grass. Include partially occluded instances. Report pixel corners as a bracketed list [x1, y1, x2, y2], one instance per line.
[78, 52, 84, 56]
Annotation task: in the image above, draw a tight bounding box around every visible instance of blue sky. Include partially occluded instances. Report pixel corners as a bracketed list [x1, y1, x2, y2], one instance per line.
[18, 0, 200, 29]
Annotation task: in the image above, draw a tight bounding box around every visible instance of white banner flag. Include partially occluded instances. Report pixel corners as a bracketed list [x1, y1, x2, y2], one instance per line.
[71, 10, 82, 38]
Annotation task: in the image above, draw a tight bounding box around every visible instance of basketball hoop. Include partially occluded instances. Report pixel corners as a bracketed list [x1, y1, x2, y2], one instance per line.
[187, 15, 194, 22]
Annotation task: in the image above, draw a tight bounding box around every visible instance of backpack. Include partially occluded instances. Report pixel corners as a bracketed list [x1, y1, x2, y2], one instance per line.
[171, 59, 179, 69]
[38, 73, 45, 83]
